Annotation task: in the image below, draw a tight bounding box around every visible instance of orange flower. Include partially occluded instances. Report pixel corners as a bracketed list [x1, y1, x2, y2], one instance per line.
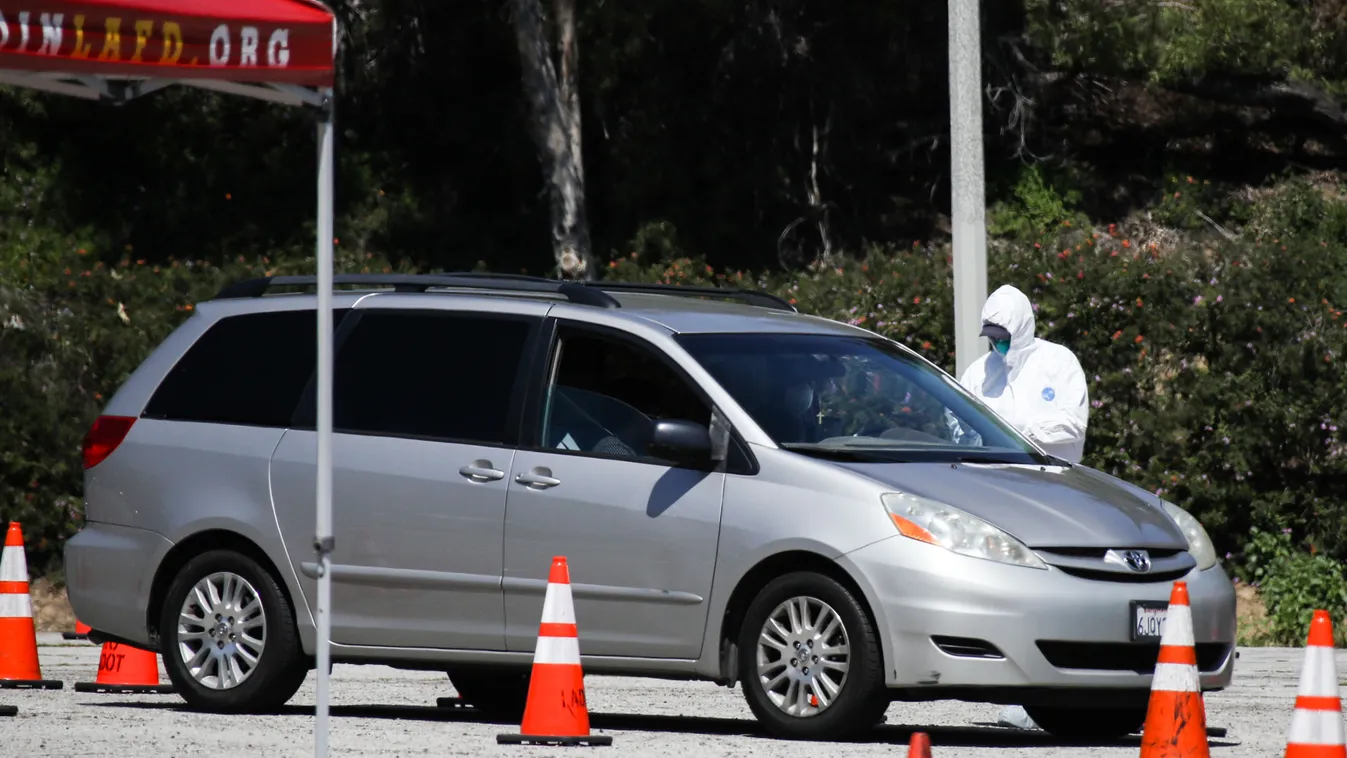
[1135, 335, 1144, 344]
[1112, 330, 1123, 340]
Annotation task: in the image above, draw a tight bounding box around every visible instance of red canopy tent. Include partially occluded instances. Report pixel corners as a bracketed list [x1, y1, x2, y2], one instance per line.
[0, 1, 341, 753]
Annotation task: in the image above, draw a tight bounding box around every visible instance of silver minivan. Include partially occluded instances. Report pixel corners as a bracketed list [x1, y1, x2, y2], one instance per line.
[65, 274, 1236, 741]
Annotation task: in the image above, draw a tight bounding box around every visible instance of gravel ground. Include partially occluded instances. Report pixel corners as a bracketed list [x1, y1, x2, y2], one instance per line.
[0, 634, 1330, 757]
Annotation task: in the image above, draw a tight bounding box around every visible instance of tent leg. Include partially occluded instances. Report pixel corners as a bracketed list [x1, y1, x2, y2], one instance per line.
[314, 90, 336, 758]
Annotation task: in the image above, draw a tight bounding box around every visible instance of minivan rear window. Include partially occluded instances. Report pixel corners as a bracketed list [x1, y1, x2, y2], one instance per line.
[143, 309, 347, 428]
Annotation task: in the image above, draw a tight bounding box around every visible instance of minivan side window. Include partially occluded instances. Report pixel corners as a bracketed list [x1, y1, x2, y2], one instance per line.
[540, 327, 712, 461]
[143, 309, 348, 428]
[332, 310, 534, 445]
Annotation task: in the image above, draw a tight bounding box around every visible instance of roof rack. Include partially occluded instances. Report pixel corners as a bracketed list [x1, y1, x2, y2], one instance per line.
[577, 280, 797, 312]
[213, 273, 621, 308]
[212, 272, 797, 312]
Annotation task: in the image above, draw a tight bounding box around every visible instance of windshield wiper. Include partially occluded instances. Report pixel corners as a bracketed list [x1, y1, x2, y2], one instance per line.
[779, 443, 921, 462]
[954, 453, 1067, 466]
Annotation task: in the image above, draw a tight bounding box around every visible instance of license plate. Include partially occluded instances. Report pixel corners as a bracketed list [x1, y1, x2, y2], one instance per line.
[1131, 601, 1168, 641]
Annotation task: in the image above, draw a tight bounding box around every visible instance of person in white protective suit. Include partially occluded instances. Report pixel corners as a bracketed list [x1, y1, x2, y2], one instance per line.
[957, 283, 1089, 464]
[954, 284, 1089, 731]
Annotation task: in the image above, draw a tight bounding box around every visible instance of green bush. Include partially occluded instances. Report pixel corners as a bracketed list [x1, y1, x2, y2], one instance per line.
[1235, 527, 1347, 647]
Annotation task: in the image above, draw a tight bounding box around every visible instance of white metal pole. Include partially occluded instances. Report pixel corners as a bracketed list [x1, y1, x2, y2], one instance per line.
[949, 0, 988, 378]
[314, 88, 335, 758]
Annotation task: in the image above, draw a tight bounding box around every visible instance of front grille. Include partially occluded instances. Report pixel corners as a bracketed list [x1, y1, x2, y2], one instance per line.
[1033, 547, 1194, 583]
[1037, 641, 1230, 674]
[931, 636, 1005, 659]
[1051, 565, 1193, 583]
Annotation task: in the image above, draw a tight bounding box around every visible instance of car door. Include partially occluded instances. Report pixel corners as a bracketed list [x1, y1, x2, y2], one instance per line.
[269, 299, 544, 651]
[501, 319, 728, 659]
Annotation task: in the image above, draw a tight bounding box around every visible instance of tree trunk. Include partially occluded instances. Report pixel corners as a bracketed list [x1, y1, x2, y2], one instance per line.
[509, 0, 593, 279]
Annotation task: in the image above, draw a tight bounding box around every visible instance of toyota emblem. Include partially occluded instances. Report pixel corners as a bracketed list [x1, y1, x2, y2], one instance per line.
[1123, 550, 1152, 573]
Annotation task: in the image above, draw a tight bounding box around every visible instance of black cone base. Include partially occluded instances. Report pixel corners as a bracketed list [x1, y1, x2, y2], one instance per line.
[435, 696, 476, 709]
[0, 705, 15, 716]
[62, 632, 89, 640]
[497, 733, 613, 747]
[74, 681, 175, 694]
[0, 679, 63, 690]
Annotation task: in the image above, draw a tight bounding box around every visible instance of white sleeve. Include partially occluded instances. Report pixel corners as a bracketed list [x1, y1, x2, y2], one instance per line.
[1022, 351, 1088, 450]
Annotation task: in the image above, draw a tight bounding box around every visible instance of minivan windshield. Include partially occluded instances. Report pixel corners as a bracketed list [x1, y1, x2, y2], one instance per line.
[676, 332, 1054, 465]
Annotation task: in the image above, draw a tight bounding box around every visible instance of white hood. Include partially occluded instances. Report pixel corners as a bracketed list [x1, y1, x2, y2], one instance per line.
[981, 284, 1037, 376]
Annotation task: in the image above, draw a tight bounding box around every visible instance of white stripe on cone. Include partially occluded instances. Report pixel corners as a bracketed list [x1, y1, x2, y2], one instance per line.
[534, 635, 583, 666]
[1149, 591, 1199, 694]
[1297, 646, 1341, 697]
[1162, 603, 1195, 648]
[540, 581, 577, 625]
[1288, 710, 1347, 746]
[0, 593, 33, 618]
[0, 545, 28, 583]
[1152, 661, 1200, 693]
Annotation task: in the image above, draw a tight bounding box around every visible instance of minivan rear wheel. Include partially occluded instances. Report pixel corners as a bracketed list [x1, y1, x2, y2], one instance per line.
[737, 571, 889, 741]
[447, 665, 531, 719]
[159, 549, 308, 713]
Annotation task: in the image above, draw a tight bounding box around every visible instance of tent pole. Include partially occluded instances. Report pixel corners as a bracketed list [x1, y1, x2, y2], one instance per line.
[313, 87, 336, 758]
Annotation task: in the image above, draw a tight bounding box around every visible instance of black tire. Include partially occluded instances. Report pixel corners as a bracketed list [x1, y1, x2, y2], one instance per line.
[447, 665, 531, 719]
[737, 571, 889, 741]
[1023, 703, 1148, 739]
[158, 549, 308, 713]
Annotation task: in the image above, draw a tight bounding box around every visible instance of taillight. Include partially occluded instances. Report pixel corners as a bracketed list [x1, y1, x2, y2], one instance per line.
[83, 415, 136, 470]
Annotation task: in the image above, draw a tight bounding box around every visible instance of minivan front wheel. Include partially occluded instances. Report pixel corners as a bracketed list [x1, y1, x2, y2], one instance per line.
[159, 549, 308, 713]
[737, 571, 889, 741]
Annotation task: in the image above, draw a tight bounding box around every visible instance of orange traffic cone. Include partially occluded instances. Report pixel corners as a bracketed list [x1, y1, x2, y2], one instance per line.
[63, 620, 91, 641]
[907, 731, 932, 756]
[0, 522, 62, 690]
[1139, 581, 1209, 758]
[497, 556, 612, 747]
[74, 640, 174, 694]
[1283, 610, 1346, 757]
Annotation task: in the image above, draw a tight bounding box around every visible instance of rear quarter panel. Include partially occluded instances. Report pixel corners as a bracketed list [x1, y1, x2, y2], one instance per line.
[81, 294, 376, 645]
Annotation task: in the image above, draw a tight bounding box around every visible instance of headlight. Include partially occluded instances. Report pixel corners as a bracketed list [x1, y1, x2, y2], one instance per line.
[1162, 501, 1219, 571]
[881, 492, 1046, 569]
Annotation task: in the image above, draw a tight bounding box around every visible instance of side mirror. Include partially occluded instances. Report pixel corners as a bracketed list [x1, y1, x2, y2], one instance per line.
[648, 419, 712, 466]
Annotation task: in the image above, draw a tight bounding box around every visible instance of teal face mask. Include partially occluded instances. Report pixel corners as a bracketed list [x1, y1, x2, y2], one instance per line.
[993, 338, 1010, 356]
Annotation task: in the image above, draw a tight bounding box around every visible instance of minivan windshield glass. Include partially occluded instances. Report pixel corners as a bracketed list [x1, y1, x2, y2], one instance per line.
[676, 332, 1053, 465]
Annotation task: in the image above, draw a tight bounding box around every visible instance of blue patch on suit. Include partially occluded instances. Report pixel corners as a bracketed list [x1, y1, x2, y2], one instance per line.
[1041, 386, 1056, 402]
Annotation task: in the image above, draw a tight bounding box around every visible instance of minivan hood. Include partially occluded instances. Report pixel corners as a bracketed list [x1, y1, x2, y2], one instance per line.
[833, 461, 1188, 550]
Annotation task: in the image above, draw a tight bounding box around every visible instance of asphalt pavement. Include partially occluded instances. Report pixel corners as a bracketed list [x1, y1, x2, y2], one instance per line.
[0, 633, 1325, 756]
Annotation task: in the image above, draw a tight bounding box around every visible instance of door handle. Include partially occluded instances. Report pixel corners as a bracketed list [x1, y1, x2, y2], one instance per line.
[459, 460, 505, 482]
[514, 467, 561, 489]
